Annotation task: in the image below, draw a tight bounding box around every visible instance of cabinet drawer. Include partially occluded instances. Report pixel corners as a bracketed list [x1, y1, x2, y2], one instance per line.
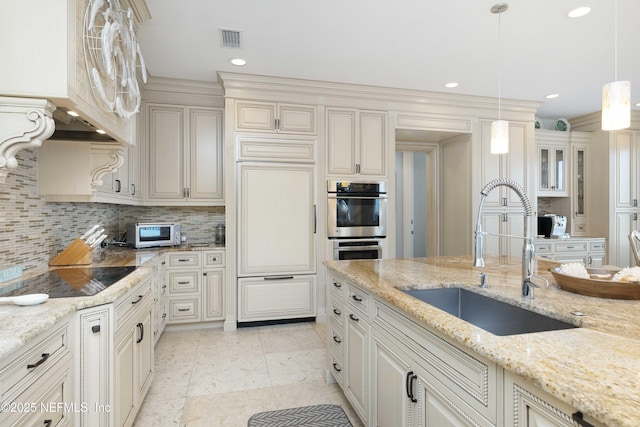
[330, 299, 345, 327]
[238, 276, 315, 322]
[167, 271, 200, 294]
[554, 241, 587, 252]
[167, 298, 201, 323]
[534, 242, 552, 254]
[204, 250, 225, 267]
[329, 277, 346, 298]
[590, 241, 606, 251]
[236, 136, 316, 162]
[347, 285, 370, 317]
[329, 353, 345, 387]
[0, 321, 70, 403]
[115, 278, 153, 326]
[330, 327, 344, 355]
[167, 252, 202, 268]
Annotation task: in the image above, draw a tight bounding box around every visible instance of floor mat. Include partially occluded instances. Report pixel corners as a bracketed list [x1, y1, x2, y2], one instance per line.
[247, 404, 353, 427]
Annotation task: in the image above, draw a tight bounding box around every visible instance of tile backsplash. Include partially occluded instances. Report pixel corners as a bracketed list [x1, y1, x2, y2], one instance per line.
[0, 148, 224, 273]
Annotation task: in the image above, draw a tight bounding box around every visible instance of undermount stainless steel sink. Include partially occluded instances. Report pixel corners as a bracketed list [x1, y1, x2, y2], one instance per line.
[403, 288, 577, 336]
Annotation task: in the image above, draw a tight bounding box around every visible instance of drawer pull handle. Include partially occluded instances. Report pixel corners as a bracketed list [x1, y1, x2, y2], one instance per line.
[162, 313, 167, 319]
[131, 295, 143, 305]
[333, 308, 341, 316]
[211, 256, 218, 262]
[91, 325, 101, 334]
[264, 275, 294, 281]
[333, 335, 342, 344]
[352, 295, 363, 302]
[136, 322, 144, 344]
[178, 258, 190, 262]
[572, 412, 595, 427]
[332, 363, 341, 372]
[178, 281, 190, 285]
[349, 314, 359, 322]
[406, 371, 418, 403]
[333, 282, 342, 288]
[44, 420, 52, 427]
[162, 284, 167, 289]
[27, 353, 50, 369]
[178, 308, 190, 312]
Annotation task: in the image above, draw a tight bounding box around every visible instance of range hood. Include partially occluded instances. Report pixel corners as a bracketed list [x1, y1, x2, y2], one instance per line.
[51, 108, 117, 143]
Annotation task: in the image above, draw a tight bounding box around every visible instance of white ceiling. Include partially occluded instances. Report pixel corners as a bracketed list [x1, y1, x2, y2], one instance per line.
[136, 0, 640, 121]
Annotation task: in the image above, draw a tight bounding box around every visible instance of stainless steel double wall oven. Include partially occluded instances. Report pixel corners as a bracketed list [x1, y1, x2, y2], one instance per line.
[327, 180, 387, 260]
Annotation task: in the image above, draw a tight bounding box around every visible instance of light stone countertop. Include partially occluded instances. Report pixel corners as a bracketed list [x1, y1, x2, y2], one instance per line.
[325, 256, 640, 427]
[0, 244, 225, 363]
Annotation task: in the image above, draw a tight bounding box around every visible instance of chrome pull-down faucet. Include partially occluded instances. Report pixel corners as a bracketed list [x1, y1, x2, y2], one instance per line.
[473, 179, 537, 298]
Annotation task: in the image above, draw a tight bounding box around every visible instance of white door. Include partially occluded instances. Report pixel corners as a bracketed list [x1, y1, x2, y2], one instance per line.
[238, 163, 316, 276]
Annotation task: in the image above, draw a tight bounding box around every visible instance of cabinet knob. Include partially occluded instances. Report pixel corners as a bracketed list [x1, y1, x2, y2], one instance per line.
[91, 325, 101, 334]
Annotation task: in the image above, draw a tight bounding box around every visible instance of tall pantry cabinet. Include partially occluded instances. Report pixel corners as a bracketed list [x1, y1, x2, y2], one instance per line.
[233, 102, 318, 323]
[587, 129, 640, 267]
[478, 120, 534, 258]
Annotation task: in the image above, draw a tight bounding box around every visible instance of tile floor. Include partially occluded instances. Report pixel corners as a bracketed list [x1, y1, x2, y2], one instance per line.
[133, 321, 363, 427]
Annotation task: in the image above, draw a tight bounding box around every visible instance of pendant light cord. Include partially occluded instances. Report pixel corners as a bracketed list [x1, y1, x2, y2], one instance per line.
[497, 7, 502, 121]
[614, 0, 618, 81]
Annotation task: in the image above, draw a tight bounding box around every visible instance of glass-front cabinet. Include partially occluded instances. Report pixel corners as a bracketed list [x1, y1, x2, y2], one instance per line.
[538, 144, 568, 197]
[571, 143, 589, 236]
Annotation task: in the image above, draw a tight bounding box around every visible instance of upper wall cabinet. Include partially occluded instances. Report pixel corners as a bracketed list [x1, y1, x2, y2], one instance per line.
[327, 108, 387, 177]
[144, 104, 224, 206]
[536, 130, 569, 197]
[0, 0, 149, 145]
[236, 101, 316, 134]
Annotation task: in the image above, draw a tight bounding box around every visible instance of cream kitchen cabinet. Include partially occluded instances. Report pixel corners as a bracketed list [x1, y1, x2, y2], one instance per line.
[0, 317, 73, 427]
[145, 104, 223, 205]
[235, 100, 316, 134]
[534, 238, 606, 267]
[96, 143, 142, 204]
[480, 211, 527, 258]
[76, 275, 154, 427]
[328, 274, 370, 424]
[570, 137, 590, 236]
[38, 139, 136, 204]
[372, 299, 498, 427]
[480, 120, 531, 209]
[166, 251, 225, 324]
[505, 371, 604, 427]
[576, 129, 640, 266]
[326, 108, 387, 177]
[114, 284, 154, 427]
[150, 254, 168, 344]
[536, 130, 569, 197]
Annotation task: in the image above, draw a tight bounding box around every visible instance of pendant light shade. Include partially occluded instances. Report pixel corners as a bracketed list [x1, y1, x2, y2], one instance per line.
[602, 80, 631, 130]
[490, 3, 508, 154]
[602, 0, 630, 131]
[491, 120, 509, 154]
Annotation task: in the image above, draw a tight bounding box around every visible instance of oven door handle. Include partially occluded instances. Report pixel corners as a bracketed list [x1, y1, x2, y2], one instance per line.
[336, 245, 381, 251]
[327, 195, 386, 199]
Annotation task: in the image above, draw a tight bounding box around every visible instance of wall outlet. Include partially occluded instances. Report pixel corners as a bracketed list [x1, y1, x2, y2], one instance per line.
[0, 266, 23, 283]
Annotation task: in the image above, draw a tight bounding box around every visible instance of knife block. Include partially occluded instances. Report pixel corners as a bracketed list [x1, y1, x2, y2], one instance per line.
[49, 238, 93, 266]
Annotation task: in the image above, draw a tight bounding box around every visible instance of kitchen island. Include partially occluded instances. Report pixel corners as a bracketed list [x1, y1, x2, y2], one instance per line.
[325, 256, 640, 427]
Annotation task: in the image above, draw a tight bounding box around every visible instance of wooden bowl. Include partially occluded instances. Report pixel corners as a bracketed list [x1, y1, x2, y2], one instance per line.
[549, 267, 640, 300]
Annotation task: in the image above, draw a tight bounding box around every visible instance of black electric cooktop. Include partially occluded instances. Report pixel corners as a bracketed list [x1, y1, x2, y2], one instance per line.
[0, 266, 138, 299]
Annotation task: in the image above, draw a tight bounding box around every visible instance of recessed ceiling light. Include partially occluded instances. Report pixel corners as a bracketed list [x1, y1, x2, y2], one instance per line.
[568, 7, 591, 18]
[96, 129, 106, 134]
[545, 93, 560, 99]
[67, 110, 79, 117]
[230, 58, 247, 66]
[444, 82, 459, 88]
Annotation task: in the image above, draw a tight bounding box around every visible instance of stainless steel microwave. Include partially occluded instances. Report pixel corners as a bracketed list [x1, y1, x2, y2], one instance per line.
[126, 223, 181, 249]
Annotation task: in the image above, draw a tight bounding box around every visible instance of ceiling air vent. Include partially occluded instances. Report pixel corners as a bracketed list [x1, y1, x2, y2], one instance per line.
[219, 29, 242, 48]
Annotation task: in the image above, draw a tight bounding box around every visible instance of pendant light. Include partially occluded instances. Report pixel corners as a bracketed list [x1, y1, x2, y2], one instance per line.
[491, 3, 509, 154]
[602, 0, 630, 130]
